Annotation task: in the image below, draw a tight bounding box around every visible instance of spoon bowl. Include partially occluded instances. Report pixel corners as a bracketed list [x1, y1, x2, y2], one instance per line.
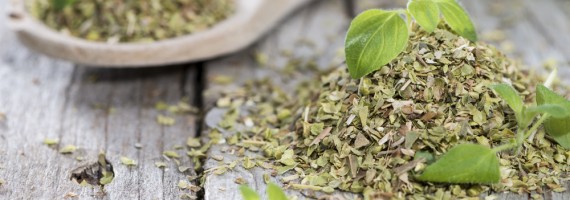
[7, 0, 311, 67]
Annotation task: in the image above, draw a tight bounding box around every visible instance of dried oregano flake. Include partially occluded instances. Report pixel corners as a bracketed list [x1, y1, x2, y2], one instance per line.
[164, 151, 181, 159]
[155, 161, 168, 168]
[120, 156, 137, 167]
[43, 138, 59, 146]
[59, 145, 77, 154]
[157, 115, 176, 126]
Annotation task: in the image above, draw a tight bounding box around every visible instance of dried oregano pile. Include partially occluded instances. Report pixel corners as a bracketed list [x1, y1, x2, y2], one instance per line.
[28, 0, 234, 43]
[207, 27, 570, 199]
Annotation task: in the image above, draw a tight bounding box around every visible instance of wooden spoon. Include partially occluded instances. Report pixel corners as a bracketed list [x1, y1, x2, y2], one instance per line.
[7, 0, 312, 67]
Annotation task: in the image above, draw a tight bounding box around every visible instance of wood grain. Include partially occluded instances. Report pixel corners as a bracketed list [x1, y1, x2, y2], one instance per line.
[0, 1, 201, 199]
[1, 0, 570, 199]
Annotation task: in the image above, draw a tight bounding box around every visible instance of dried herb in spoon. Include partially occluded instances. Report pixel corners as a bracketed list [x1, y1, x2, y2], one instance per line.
[28, 0, 234, 43]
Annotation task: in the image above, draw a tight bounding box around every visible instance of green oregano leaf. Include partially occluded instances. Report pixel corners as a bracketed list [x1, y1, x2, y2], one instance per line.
[536, 85, 570, 149]
[417, 144, 500, 184]
[100, 171, 114, 185]
[52, 0, 77, 11]
[434, 0, 477, 42]
[267, 182, 288, 200]
[345, 9, 409, 79]
[525, 104, 569, 119]
[536, 85, 570, 114]
[239, 185, 260, 200]
[407, 0, 440, 32]
[490, 84, 524, 120]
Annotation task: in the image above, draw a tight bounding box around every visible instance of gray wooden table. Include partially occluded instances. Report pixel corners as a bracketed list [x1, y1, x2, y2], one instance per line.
[1, 0, 569, 199]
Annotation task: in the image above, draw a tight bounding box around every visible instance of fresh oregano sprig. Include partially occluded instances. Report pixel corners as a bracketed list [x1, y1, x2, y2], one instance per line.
[345, 0, 476, 79]
[536, 73, 570, 148]
[418, 69, 570, 184]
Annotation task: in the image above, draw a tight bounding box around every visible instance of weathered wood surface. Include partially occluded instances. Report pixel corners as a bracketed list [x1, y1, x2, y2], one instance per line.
[0, 1, 201, 199]
[1, 0, 570, 200]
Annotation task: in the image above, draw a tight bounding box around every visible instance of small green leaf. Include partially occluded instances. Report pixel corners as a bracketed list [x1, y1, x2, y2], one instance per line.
[417, 144, 500, 184]
[267, 182, 288, 200]
[52, 0, 76, 10]
[408, 0, 440, 32]
[178, 180, 189, 189]
[536, 85, 570, 114]
[154, 161, 167, 168]
[120, 156, 137, 166]
[43, 138, 59, 146]
[59, 145, 78, 154]
[525, 104, 569, 119]
[345, 9, 409, 79]
[239, 185, 260, 200]
[163, 151, 181, 158]
[100, 171, 114, 185]
[490, 84, 524, 119]
[536, 85, 570, 149]
[434, 0, 477, 41]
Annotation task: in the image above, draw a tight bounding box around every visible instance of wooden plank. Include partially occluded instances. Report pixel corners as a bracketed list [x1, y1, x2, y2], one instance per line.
[354, 0, 407, 11]
[0, 1, 201, 199]
[201, 0, 355, 199]
[521, 0, 570, 57]
[0, 3, 76, 198]
[1, 0, 569, 199]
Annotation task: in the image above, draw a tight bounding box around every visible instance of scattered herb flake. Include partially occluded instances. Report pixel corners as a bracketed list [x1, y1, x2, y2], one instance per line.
[178, 180, 189, 189]
[43, 138, 59, 146]
[235, 177, 247, 185]
[163, 151, 181, 159]
[64, 192, 78, 198]
[120, 156, 137, 167]
[155, 161, 168, 168]
[59, 145, 77, 154]
[178, 166, 191, 173]
[157, 115, 176, 126]
[186, 138, 201, 148]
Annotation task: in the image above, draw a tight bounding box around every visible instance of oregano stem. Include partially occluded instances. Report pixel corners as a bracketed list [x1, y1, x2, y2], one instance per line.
[492, 141, 518, 153]
[544, 68, 558, 88]
[515, 126, 526, 153]
[404, 10, 413, 32]
[357, 77, 363, 95]
[524, 114, 550, 140]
